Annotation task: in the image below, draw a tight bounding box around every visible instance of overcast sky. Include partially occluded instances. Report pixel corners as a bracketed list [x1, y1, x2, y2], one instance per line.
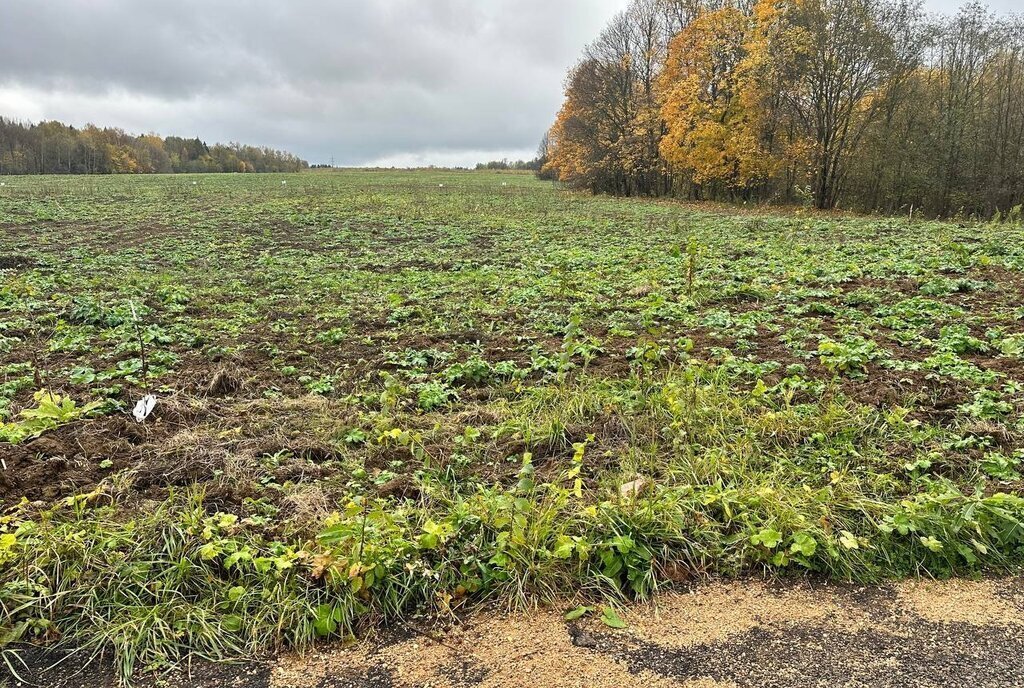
[0, 0, 1018, 167]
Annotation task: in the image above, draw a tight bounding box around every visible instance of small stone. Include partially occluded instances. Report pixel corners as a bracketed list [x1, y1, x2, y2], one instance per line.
[620, 477, 650, 499]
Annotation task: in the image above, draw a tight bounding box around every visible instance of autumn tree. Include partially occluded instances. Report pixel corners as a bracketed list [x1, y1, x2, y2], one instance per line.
[544, 0, 686, 195]
[768, 0, 924, 209]
[659, 6, 778, 196]
[979, 15, 1024, 213]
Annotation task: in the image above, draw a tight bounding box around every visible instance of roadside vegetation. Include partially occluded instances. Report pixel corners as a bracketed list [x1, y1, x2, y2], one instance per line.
[1, 170, 1023, 680]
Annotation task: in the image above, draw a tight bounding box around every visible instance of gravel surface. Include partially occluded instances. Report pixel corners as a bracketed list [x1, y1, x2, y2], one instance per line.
[4, 576, 1022, 688]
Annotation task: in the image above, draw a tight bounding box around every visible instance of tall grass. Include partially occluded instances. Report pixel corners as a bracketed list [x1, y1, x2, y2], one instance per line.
[3, 366, 1024, 683]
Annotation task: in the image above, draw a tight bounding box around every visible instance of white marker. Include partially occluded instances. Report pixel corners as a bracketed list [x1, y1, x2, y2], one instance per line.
[132, 395, 157, 423]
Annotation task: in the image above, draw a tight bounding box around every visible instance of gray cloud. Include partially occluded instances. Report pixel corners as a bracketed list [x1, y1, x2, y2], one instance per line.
[0, 0, 625, 165]
[0, 0, 1018, 166]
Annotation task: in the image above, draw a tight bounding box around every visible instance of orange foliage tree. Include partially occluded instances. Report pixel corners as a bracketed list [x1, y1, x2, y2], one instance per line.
[658, 6, 779, 196]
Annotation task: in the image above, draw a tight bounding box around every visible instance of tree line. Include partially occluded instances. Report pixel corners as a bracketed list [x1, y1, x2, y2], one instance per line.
[0, 118, 308, 175]
[543, 0, 1024, 217]
[475, 158, 544, 171]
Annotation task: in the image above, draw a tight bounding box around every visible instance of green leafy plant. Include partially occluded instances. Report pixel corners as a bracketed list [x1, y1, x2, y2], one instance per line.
[0, 389, 101, 444]
[817, 337, 879, 376]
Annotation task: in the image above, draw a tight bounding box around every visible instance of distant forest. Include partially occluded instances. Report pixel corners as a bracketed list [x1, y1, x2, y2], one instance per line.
[474, 158, 543, 171]
[0, 118, 308, 175]
[544, 0, 1024, 217]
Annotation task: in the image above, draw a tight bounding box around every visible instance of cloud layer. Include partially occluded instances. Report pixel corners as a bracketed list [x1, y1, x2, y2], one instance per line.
[0, 0, 623, 165]
[1, 0, 1016, 166]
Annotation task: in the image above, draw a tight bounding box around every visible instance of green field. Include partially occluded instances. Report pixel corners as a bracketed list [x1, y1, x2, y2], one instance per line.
[2, 170, 1024, 676]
